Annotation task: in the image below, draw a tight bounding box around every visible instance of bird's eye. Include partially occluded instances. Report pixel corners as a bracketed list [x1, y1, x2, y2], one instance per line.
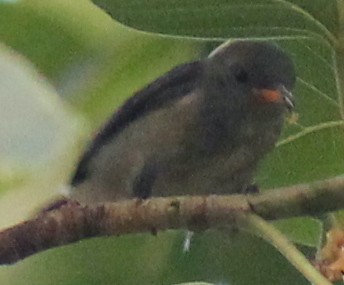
[235, 68, 248, 83]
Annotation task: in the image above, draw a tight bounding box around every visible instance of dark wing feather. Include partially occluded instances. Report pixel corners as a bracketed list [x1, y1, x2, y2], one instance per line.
[71, 61, 203, 186]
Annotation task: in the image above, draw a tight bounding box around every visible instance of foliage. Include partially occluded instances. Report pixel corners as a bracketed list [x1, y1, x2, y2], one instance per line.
[0, 0, 343, 284]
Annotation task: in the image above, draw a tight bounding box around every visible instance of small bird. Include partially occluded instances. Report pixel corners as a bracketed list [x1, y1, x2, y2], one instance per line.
[69, 40, 296, 204]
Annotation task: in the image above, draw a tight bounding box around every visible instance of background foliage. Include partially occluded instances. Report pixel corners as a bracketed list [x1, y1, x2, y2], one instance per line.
[0, 0, 342, 284]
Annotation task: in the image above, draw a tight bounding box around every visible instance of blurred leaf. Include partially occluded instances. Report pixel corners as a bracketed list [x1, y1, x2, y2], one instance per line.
[0, 44, 83, 190]
[0, 1, 85, 79]
[0, 0, 199, 123]
[77, 37, 200, 126]
[0, 231, 310, 285]
[0, 0, 153, 95]
[0, 43, 85, 229]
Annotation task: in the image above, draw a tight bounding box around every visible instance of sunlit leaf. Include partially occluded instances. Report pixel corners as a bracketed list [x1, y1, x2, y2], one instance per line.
[0, 44, 82, 190]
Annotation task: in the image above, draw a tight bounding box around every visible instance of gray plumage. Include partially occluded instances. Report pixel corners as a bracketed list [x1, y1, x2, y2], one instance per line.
[70, 40, 296, 204]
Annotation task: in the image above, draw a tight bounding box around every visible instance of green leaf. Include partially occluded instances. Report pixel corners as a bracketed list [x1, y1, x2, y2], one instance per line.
[273, 217, 323, 247]
[175, 282, 214, 285]
[77, 37, 200, 126]
[0, 231, 311, 285]
[257, 37, 341, 187]
[0, 2, 85, 79]
[91, 0, 337, 43]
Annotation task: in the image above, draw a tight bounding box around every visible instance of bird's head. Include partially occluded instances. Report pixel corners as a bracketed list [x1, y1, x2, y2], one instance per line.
[206, 40, 296, 116]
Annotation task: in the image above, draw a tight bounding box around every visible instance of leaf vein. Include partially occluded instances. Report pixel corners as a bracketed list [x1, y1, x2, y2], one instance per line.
[271, 0, 337, 45]
[277, 121, 344, 147]
[297, 78, 338, 106]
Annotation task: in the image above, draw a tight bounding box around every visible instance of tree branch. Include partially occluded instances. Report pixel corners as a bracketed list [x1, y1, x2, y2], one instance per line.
[1, 175, 344, 265]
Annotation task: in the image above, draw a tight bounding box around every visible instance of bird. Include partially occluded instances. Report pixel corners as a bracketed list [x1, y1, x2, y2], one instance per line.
[68, 40, 296, 204]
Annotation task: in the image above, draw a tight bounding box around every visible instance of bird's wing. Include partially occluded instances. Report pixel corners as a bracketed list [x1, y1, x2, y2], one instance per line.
[71, 61, 203, 186]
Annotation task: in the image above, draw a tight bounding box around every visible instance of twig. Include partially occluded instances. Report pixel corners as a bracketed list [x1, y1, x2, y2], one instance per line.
[0, 175, 344, 265]
[245, 214, 332, 285]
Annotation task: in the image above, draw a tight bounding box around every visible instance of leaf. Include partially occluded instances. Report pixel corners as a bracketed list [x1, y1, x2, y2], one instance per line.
[0, 231, 310, 285]
[0, 44, 83, 189]
[273, 217, 323, 247]
[0, 43, 86, 231]
[257, 37, 341, 187]
[91, 0, 337, 43]
[77, 37, 200, 126]
[175, 282, 214, 285]
[0, 1, 85, 79]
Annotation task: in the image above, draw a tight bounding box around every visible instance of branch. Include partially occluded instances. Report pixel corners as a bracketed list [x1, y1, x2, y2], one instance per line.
[1, 175, 344, 265]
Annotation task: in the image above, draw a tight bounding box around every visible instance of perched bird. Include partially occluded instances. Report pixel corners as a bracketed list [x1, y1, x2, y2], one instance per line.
[69, 40, 296, 204]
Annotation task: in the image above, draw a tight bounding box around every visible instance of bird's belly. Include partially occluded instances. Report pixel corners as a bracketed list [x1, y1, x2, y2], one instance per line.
[71, 104, 281, 203]
[152, 144, 258, 196]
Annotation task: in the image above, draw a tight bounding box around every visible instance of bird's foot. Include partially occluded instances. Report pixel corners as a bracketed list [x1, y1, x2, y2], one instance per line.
[243, 183, 260, 194]
[39, 197, 81, 213]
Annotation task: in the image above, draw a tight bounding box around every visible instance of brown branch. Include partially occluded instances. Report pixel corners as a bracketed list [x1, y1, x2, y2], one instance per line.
[1, 175, 344, 265]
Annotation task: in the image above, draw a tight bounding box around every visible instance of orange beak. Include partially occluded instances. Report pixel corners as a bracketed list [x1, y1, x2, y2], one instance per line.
[253, 85, 294, 111]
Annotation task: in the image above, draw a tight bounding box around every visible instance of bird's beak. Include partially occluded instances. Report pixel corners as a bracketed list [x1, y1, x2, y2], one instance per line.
[279, 85, 295, 111]
[253, 85, 295, 111]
